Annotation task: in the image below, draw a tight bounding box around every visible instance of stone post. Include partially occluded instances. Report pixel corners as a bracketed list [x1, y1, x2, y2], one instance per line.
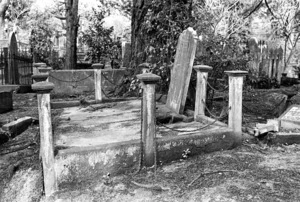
[94, 69, 102, 102]
[193, 65, 212, 119]
[225, 71, 248, 134]
[138, 63, 150, 74]
[92, 63, 104, 69]
[32, 81, 57, 198]
[32, 74, 49, 83]
[137, 73, 161, 167]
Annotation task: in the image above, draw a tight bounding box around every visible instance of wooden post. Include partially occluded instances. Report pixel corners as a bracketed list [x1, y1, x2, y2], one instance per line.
[137, 73, 161, 167]
[94, 69, 102, 102]
[32, 81, 57, 198]
[225, 71, 248, 134]
[193, 65, 212, 119]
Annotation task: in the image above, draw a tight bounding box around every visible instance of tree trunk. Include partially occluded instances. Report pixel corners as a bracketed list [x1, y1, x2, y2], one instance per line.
[65, 0, 79, 70]
[131, 0, 150, 69]
[0, 0, 10, 39]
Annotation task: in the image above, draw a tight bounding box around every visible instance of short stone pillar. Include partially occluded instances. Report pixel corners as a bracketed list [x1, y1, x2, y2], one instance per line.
[225, 71, 248, 134]
[31, 81, 57, 198]
[193, 65, 212, 119]
[92, 63, 104, 69]
[32, 74, 49, 83]
[138, 63, 150, 74]
[137, 73, 161, 167]
[94, 69, 102, 102]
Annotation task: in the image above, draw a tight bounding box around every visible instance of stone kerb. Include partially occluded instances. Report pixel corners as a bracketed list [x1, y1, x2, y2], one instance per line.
[137, 73, 161, 167]
[49, 69, 127, 96]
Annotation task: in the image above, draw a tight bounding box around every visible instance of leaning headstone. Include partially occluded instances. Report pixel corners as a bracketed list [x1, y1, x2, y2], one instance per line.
[122, 42, 131, 68]
[279, 105, 300, 129]
[166, 27, 198, 114]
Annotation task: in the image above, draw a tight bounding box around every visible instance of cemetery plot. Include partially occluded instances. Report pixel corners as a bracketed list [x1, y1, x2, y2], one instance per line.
[55, 99, 225, 148]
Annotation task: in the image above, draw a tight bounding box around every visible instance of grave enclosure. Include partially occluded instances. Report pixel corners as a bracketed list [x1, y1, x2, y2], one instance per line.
[31, 28, 250, 200]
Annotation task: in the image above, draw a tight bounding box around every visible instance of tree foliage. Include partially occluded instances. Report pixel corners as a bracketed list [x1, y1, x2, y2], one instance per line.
[29, 11, 54, 63]
[264, 0, 300, 70]
[80, 8, 121, 67]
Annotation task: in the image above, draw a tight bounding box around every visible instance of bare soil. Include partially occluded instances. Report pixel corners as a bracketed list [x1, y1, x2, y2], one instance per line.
[0, 89, 300, 202]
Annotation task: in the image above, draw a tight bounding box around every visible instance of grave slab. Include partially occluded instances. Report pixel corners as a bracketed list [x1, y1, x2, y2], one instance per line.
[279, 104, 300, 129]
[54, 99, 238, 186]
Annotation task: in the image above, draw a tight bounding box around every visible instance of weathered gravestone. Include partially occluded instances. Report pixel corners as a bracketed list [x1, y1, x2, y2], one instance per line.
[264, 92, 287, 117]
[166, 27, 198, 114]
[279, 105, 300, 129]
[0, 91, 13, 113]
[122, 42, 131, 68]
[248, 38, 260, 76]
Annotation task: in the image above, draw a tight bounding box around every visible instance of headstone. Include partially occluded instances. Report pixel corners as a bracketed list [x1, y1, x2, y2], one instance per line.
[166, 27, 198, 114]
[264, 92, 287, 117]
[0, 91, 13, 113]
[279, 105, 300, 129]
[8, 32, 18, 84]
[122, 42, 131, 68]
[248, 38, 259, 59]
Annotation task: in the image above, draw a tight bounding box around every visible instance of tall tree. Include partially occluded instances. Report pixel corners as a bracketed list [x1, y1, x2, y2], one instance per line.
[265, 0, 300, 71]
[52, 0, 79, 69]
[131, 0, 149, 68]
[65, 0, 79, 69]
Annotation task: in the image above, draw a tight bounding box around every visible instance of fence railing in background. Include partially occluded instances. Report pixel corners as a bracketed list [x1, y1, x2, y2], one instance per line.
[0, 32, 33, 86]
[13, 53, 33, 85]
[0, 48, 8, 85]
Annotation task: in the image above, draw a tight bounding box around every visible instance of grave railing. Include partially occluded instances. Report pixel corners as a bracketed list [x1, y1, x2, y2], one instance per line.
[193, 65, 248, 134]
[33, 67, 248, 198]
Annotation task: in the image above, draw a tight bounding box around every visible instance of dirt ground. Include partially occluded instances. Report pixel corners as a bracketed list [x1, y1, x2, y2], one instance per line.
[1, 89, 300, 202]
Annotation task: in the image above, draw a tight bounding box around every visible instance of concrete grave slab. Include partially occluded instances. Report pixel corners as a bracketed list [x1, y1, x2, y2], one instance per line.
[54, 99, 238, 186]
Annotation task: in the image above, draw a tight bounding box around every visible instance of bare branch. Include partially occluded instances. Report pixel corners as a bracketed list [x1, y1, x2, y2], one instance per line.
[54, 15, 66, 20]
[16, 8, 30, 20]
[243, 0, 263, 19]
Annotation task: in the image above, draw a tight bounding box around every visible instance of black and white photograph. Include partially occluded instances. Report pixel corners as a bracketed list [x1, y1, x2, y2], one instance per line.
[1, 0, 300, 201]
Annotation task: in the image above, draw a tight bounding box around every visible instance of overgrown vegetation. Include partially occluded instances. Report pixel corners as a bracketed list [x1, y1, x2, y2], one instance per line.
[79, 8, 121, 68]
[29, 12, 54, 65]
